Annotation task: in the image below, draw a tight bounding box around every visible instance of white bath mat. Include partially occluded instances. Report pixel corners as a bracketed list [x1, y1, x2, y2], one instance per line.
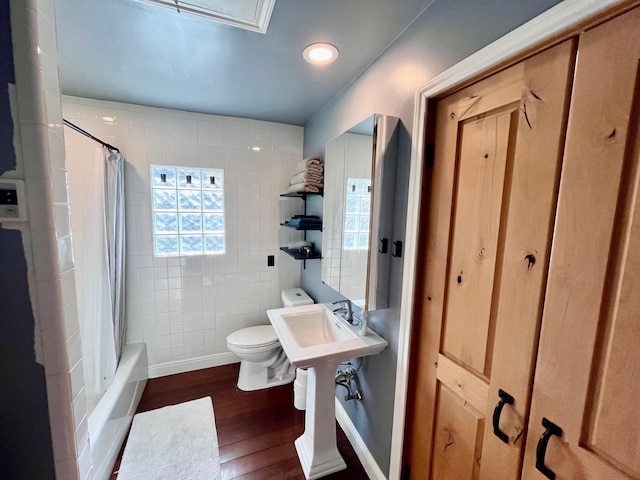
[117, 397, 221, 480]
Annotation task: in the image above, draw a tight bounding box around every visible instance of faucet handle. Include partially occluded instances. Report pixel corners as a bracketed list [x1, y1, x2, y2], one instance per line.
[332, 300, 348, 310]
[331, 300, 355, 324]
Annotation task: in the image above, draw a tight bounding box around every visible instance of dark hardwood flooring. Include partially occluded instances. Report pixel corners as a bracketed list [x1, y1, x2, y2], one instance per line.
[110, 363, 370, 479]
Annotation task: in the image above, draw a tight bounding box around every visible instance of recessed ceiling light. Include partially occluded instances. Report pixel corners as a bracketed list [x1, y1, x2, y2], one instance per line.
[303, 43, 339, 65]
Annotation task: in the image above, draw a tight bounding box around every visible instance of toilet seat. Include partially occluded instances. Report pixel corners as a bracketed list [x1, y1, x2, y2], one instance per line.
[227, 325, 279, 349]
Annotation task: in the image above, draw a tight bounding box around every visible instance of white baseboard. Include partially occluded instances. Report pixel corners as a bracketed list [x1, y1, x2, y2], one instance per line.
[335, 399, 386, 480]
[148, 352, 239, 378]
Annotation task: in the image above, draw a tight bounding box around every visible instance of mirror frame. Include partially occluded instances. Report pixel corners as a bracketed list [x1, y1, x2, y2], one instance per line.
[367, 114, 399, 310]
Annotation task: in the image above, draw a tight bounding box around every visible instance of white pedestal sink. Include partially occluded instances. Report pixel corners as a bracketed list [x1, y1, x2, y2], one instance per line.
[267, 304, 388, 479]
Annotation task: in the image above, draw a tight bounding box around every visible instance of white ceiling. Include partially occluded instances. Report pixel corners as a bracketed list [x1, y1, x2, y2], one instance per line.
[54, 0, 434, 125]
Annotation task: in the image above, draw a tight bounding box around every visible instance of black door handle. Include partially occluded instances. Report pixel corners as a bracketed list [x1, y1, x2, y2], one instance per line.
[535, 417, 563, 479]
[492, 389, 514, 443]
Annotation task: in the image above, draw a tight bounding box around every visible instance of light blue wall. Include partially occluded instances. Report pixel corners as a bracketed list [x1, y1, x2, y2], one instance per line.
[0, 231, 56, 478]
[0, 2, 55, 477]
[0, 0, 16, 174]
[301, 0, 562, 475]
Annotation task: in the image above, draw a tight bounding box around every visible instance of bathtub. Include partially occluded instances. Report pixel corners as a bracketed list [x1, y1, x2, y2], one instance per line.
[89, 342, 148, 480]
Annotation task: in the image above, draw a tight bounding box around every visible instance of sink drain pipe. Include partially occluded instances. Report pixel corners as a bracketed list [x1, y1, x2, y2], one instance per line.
[335, 368, 362, 401]
[294, 363, 362, 411]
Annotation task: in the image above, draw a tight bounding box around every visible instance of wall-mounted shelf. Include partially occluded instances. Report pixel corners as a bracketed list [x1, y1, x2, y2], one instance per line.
[280, 191, 323, 199]
[279, 192, 323, 268]
[280, 221, 323, 231]
[279, 247, 322, 260]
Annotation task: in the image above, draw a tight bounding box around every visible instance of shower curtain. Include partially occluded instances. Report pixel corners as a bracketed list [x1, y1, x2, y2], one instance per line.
[79, 146, 126, 403]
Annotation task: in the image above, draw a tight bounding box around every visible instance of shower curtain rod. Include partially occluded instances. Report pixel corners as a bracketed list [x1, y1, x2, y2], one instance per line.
[63, 119, 120, 153]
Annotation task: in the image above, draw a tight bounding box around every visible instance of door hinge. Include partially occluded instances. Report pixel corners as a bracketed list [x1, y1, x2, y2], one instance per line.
[425, 143, 435, 169]
[403, 464, 411, 480]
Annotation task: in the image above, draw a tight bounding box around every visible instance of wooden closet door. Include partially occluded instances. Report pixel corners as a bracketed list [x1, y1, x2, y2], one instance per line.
[522, 7, 640, 480]
[406, 41, 575, 479]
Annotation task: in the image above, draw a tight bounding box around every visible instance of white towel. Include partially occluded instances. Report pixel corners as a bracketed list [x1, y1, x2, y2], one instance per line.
[288, 183, 321, 193]
[293, 157, 323, 175]
[289, 171, 323, 186]
[302, 164, 323, 174]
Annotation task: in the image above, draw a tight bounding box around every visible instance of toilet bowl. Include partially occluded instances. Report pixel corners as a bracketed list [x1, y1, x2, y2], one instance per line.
[227, 288, 313, 391]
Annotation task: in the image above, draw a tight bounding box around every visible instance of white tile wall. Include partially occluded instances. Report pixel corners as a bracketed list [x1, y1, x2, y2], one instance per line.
[322, 132, 371, 303]
[340, 133, 372, 303]
[62, 96, 306, 370]
[322, 135, 344, 291]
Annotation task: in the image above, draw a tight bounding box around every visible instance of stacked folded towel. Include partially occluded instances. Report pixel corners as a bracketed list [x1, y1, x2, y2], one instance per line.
[288, 157, 324, 193]
[287, 215, 322, 229]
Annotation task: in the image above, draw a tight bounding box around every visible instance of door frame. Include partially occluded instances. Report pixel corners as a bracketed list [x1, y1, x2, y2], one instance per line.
[388, 1, 632, 478]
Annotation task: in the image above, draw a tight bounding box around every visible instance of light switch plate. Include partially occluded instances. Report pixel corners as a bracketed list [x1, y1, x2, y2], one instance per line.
[0, 179, 27, 222]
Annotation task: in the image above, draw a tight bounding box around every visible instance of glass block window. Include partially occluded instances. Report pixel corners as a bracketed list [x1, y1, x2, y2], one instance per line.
[150, 165, 225, 257]
[343, 178, 371, 250]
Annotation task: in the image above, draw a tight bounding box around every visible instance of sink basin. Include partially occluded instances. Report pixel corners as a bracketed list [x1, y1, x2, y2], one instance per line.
[267, 303, 388, 368]
[282, 309, 353, 347]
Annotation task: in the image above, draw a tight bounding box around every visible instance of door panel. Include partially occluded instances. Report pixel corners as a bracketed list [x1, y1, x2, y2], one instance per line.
[443, 108, 515, 376]
[406, 40, 576, 479]
[476, 40, 578, 480]
[431, 385, 484, 480]
[589, 196, 640, 474]
[522, 7, 640, 480]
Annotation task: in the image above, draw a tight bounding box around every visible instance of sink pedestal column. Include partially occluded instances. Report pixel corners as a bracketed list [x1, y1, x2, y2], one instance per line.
[294, 361, 346, 479]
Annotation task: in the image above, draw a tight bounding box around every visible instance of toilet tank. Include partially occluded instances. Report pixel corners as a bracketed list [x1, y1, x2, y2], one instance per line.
[282, 288, 314, 307]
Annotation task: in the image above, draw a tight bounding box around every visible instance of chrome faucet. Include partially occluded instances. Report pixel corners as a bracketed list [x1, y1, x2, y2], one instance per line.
[332, 300, 354, 325]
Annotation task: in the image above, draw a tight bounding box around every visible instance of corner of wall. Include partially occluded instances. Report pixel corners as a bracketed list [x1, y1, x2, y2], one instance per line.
[8, 0, 87, 478]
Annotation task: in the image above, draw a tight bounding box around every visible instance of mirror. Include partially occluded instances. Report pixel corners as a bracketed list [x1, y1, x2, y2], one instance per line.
[322, 114, 399, 310]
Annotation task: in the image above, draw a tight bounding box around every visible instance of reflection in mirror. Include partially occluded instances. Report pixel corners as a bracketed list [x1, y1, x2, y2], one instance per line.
[322, 114, 399, 310]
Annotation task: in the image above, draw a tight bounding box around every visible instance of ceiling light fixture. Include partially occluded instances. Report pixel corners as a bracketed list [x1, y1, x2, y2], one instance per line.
[303, 43, 339, 65]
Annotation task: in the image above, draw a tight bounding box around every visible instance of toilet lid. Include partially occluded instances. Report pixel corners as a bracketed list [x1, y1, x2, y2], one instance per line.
[227, 325, 279, 348]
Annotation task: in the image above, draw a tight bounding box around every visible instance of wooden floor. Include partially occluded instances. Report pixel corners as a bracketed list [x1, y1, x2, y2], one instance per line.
[110, 363, 370, 479]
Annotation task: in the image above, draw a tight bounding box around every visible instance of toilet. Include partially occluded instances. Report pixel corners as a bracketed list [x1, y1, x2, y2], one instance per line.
[227, 288, 313, 391]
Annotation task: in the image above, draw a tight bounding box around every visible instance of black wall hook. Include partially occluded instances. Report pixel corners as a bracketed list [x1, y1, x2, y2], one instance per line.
[392, 240, 403, 257]
[378, 238, 388, 254]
